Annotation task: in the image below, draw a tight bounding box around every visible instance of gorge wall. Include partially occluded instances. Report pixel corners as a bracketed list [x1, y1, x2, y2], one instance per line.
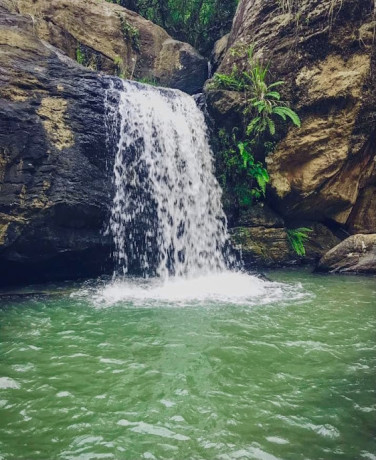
[206, 0, 375, 270]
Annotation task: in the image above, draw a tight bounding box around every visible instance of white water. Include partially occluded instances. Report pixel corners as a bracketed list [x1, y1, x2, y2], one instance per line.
[106, 79, 234, 279]
[102, 78, 304, 306]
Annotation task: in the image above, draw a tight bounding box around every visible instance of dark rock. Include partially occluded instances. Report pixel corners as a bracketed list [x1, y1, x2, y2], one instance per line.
[230, 227, 297, 268]
[0, 7, 114, 286]
[237, 204, 284, 228]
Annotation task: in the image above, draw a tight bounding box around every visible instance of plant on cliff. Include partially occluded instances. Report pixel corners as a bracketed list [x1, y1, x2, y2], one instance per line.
[212, 45, 300, 211]
[117, 13, 140, 52]
[211, 45, 301, 137]
[287, 228, 312, 256]
[217, 130, 270, 208]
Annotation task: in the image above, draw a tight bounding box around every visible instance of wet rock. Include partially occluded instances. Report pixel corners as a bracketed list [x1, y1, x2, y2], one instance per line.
[317, 234, 376, 274]
[230, 227, 296, 268]
[6, 0, 207, 94]
[230, 222, 340, 268]
[0, 7, 113, 285]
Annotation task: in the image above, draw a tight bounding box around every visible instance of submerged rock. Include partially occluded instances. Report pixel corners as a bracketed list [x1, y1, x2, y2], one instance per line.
[0, 7, 113, 285]
[7, 0, 207, 94]
[317, 234, 376, 274]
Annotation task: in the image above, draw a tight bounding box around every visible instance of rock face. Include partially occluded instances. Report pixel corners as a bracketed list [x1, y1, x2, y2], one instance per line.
[318, 234, 376, 274]
[7, 0, 208, 94]
[230, 219, 340, 268]
[0, 6, 114, 285]
[208, 0, 375, 230]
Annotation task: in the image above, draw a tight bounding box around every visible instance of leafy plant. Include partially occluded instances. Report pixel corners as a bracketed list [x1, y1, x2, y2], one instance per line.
[211, 45, 301, 138]
[216, 130, 270, 209]
[287, 227, 312, 256]
[237, 141, 269, 195]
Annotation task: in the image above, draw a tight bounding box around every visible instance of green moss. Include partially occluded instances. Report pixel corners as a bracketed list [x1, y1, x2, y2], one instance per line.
[117, 14, 140, 52]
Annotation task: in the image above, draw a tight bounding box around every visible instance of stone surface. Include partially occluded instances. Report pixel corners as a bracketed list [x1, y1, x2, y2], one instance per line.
[6, 0, 207, 94]
[317, 234, 376, 274]
[237, 203, 284, 228]
[0, 7, 114, 285]
[230, 222, 340, 268]
[230, 227, 296, 268]
[211, 34, 229, 70]
[207, 0, 376, 229]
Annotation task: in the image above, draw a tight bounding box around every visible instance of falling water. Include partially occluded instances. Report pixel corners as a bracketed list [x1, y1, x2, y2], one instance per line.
[105, 79, 235, 279]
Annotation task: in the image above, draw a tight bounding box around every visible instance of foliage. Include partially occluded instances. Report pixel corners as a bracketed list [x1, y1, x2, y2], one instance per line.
[287, 227, 312, 256]
[210, 45, 301, 138]
[137, 76, 160, 86]
[237, 141, 269, 195]
[213, 45, 300, 211]
[117, 13, 140, 51]
[217, 130, 270, 208]
[105, 0, 237, 55]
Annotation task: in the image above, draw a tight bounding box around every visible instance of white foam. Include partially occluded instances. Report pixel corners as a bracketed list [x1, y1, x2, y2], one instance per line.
[86, 271, 305, 308]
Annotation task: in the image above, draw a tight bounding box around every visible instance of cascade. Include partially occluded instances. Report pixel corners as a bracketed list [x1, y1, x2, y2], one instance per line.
[105, 79, 236, 279]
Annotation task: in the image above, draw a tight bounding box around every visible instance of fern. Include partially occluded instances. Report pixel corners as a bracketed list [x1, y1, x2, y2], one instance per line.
[287, 227, 312, 256]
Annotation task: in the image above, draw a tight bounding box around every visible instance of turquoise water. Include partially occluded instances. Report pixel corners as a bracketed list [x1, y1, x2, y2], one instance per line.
[0, 270, 375, 459]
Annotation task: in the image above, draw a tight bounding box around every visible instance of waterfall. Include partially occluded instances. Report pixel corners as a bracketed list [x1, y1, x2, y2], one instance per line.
[105, 79, 236, 279]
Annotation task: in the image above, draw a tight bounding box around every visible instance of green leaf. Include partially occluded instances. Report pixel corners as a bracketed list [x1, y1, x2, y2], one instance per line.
[246, 117, 261, 135]
[267, 118, 276, 135]
[266, 91, 281, 100]
[273, 106, 301, 127]
[268, 80, 285, 88]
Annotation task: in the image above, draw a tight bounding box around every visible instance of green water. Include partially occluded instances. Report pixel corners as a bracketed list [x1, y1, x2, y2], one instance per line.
[0, 270, 375, 460]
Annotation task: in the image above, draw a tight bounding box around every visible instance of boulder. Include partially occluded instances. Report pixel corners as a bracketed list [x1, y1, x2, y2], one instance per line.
[6, 0, 208, 94]
[207, 0, 375, 229]
[211, 34, 229, 70]
[236, 203, 284, 228]
[230, 223, 340, 268]
[317, 234, 376, 274]
[230, 227, 296, 268]
[0, 6, 114, 285]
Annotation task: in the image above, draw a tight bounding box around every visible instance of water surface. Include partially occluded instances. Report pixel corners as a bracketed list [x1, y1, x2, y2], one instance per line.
[0, 270, 375, 459]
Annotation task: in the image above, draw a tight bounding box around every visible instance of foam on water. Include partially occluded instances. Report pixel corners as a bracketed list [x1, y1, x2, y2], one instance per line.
[84, 271, 307, 308]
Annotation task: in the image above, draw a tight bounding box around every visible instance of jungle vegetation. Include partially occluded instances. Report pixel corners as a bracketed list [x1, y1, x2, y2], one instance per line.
[105, 0, 238, 55]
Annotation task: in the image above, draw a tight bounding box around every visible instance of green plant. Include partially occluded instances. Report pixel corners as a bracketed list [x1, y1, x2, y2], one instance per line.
[137, 76, 160, 86]
[216, 130, 270, 208]
[76, 45, 85, 65]
[287, 227, 312, 256]
[114, 55, 126, 78]
[211, 45, 301, 138]
[237, 141, 269, 195]
[118, 14, 140, 52]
